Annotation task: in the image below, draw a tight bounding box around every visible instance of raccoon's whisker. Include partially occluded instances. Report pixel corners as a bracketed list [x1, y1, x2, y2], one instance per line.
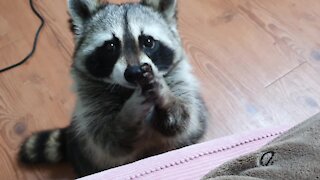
[110, 83, 117, 92]
[104, 83, 116, 92]
[175, 91, 189, 97]
[105, 85, 112, 91]
[163, 60, 183, 77]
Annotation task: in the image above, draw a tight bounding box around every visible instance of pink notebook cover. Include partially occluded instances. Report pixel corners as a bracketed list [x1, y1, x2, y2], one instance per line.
[80, 125, 292, 180]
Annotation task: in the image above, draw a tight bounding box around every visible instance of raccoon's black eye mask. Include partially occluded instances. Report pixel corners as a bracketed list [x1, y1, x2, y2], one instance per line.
[85, 33, 175, 79]
[85, 37, 121, 78]
[139, 35, 174, 71]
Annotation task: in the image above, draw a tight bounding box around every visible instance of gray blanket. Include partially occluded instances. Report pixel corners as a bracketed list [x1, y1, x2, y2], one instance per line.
[202, 113, 320, 180]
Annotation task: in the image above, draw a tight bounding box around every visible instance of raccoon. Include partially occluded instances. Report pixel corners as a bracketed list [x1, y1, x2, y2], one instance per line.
[19, 0, 208, 177]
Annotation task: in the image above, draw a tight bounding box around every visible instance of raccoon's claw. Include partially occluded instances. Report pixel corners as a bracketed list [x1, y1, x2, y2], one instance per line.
[140, 63, 153, 73]
[142, 72, 154, 83]
[138, 63, 156, 92]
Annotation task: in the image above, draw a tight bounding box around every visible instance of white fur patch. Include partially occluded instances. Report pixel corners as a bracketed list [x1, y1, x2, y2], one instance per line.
[108, 57, 135, 89]
[45, 130, 62, 162]
[25, 135, 37, 161]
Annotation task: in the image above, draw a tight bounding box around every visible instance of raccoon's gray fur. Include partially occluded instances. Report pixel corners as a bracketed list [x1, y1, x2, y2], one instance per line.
[19, 0, 208, 177]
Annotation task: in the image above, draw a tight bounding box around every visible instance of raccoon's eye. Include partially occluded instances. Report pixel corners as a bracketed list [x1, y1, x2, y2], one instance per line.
[104, 40, 118, 53]
[140, 36, 157, 50]
[105, 42, 115, 51]
[143, 37, 155, 49]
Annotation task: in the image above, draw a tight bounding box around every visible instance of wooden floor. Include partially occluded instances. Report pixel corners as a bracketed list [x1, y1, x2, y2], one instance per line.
[1, 0, 320, 179]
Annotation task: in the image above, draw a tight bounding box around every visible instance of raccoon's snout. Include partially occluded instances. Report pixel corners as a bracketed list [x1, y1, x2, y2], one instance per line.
[124, 65, 143, 84]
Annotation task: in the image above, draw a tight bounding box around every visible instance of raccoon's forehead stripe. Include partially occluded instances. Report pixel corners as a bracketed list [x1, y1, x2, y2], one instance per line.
[123, 7, 140, 66]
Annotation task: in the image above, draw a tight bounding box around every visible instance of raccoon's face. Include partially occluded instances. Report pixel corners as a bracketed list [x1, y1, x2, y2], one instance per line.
[68, 0, 181, 88]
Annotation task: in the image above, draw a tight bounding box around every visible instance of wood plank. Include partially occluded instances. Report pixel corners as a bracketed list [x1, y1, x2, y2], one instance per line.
[0, 0, 75, 178]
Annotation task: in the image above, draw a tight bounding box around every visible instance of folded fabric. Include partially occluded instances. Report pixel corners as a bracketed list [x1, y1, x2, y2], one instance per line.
[79, 126, 291, 180]
[202, 113, 320, 180]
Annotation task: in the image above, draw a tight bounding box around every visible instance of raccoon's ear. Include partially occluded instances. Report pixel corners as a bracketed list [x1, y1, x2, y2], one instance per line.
[67, 0, 100, 34]
[141, 0, 177, 24]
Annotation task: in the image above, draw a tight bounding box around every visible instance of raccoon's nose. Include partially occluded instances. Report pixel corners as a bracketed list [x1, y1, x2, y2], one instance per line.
[124, 65, 142, 83]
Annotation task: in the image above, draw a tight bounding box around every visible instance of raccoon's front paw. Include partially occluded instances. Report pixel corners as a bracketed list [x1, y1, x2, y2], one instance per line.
[137, 63, 156, 92]
[138, 63, 172, 108]
[137, 63, 161, 100]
